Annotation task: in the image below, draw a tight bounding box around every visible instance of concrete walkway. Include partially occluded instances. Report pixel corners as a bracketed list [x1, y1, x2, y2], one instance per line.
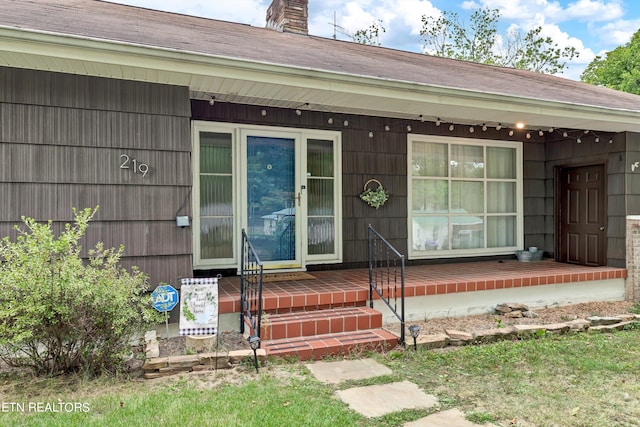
[305, 358, 494, 426]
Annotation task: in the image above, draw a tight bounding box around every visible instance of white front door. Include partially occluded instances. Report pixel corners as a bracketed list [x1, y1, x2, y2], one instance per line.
[192, 122, 342, 271]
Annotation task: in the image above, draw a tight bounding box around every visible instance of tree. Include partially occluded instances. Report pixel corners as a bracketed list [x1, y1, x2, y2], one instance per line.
[353, 19, 386, 46]
[0, 207, 162, 376]
[420, 8, 578, 74]
[581, 29, 640, 94]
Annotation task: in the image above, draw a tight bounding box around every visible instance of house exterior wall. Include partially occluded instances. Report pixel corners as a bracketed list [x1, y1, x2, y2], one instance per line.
[545, 131, 625, 267]
[192, 100, 547, 269]
[0, 67, 193, 288]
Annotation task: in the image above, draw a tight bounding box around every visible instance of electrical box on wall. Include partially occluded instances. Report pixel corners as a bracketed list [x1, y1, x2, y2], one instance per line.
[176, 216, 190, 228]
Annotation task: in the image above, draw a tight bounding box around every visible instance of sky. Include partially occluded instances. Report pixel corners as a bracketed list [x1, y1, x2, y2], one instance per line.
[107, 0, 640, 81]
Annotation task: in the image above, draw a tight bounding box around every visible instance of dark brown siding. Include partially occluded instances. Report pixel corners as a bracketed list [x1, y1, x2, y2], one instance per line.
[0, 67, 192, 287]
[193, 100, 542, 268]
[545, 131, 624, 267]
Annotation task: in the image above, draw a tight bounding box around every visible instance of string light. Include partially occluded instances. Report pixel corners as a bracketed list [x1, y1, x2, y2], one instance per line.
[384, 125, 390, 131]
[407, 125, 412, 132]
[327, 117, 333, 124]
[209, 95, 216, 106]
[449, 124, 454, 131]
[420, 115, 425, 122]
[368, 130, 374, 138]
[482, 124, 488, 131]
[496, 123, 502, 131]
[538, 130, 544, 137]
[436, 118, 441, 126]
[261, 109, 267, 116]
[469, 126, 474, 133]
[343, 120, 349, 127]
[577, 137, 582, 144]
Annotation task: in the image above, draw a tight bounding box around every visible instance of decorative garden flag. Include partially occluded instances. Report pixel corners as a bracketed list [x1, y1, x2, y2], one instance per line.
[179, 277, 218, 336]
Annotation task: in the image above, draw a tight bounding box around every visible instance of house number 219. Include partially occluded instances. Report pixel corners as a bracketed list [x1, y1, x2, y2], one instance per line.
[120, 154, 149, 177]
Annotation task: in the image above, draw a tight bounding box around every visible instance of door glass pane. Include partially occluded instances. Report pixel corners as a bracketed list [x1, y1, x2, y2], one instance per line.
[308, 179, 333, 215]
[308, 217, 334, 255]
[307, 139, 333, 177]
[307, 139, 335, 256]
[247, 136, 296, 262]
[200, 132, 233, 259]
[451, 145, 484, 178]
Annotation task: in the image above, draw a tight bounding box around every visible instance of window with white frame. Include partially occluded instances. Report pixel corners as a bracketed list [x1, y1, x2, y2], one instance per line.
[408, 135, 522, 258]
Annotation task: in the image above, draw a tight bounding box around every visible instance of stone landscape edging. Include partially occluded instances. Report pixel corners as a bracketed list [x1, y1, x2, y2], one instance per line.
[411, 314, 640, 350]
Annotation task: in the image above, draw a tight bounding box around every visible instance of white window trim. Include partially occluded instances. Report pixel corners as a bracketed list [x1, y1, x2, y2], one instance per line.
[407, 134, 523, 260]
[192, 121, 342, 269]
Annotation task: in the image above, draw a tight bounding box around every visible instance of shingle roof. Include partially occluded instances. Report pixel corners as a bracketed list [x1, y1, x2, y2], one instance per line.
[1, 0, 639, 114]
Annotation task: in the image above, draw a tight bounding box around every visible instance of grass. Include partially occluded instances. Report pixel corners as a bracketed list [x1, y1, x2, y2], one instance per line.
[2, 329, 640, 426]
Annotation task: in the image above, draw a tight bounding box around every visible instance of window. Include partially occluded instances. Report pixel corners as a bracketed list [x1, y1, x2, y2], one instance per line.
[408, 135, 522, 258]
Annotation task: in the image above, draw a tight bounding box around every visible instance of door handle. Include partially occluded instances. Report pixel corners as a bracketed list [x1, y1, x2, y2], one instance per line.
[600, 226, 605, 231]
[296, 192, 301, 207]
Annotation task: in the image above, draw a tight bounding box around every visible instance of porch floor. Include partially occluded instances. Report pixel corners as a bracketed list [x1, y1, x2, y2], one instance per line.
[217, 260, 627, 315]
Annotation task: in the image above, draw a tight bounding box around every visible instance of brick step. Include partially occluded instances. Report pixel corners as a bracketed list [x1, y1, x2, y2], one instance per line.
[263, 329, 399, 361]
[261, 306, 382, 340]
[260, 288, 369, 314]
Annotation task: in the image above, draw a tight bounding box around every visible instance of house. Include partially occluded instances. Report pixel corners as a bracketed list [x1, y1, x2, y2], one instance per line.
[2, 0, 640, 305]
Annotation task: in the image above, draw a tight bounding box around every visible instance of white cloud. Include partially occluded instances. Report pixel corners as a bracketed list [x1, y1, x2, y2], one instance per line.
[598, 19, 640, 44]
[564, 0, 624, 21]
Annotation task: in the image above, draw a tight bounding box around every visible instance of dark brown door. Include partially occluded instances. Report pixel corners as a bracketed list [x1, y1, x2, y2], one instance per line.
[558, 165, 606, 266]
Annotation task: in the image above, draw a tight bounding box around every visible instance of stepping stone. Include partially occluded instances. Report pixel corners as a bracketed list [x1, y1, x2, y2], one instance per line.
[306, 358, 391, 384]
[404, 408, 495, 426]
[336, 381, 438, 418]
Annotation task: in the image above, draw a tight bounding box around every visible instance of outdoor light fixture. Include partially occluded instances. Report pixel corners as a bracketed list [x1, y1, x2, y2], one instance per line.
[516, 122, 525, 129]
[369, 130, 374, 138]
[496, 123, 502, 131]
[538, 130, 544, 137]
[343, 120, 349, 126]
[508, 130, 514, 136]
[248, 335, 261, 373]
[209, 96, 216, 106]
[563, 131, 569, 137]
[469, 126, 474, 133]
[435, 118, 441, 126]
[261, 109, 267, 116]
[385, 124, 390, 131]
[407, 125, 412, 132]
[449, 124, 454, 131]
[548, 127, 554, 133]
[482, 124, 487, 131]
[420, 114, 425, 122]
[328, 117, 334, 124]
[408, 325, 420, 351]
[295, 108, 302, 116]
[577, 137, 582, 144]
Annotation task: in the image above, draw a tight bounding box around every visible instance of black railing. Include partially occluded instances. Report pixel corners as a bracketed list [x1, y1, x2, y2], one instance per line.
[240, 229, 264, 342]
[367, 224, 406, 346]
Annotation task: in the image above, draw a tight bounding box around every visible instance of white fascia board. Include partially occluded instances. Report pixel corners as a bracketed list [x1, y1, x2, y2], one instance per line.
[1, 26, 639, 131]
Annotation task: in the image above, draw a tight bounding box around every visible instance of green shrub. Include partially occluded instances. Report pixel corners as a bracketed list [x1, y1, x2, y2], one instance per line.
[0, 207, 162, 376]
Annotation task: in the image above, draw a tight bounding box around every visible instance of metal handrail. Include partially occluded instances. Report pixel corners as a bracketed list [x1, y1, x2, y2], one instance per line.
[240, 229, 264, 342]
[367, 224, 406, 346]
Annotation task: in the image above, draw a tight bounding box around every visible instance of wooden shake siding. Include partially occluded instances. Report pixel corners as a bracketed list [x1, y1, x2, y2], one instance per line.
[193, 100, 542, 268]
[0, 67, 192, 288]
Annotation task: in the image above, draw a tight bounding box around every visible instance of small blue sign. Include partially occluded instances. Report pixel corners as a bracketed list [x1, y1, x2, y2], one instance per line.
[152, 284, 179, 312]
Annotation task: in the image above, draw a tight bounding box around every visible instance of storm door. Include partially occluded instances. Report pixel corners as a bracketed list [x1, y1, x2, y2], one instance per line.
[558, 164, 606, 266]
[242, 131, 302, 269]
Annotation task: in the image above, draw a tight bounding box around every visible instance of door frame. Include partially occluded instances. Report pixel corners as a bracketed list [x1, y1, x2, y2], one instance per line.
[191, 121, 343, 271]
[555, 162, 607, 266]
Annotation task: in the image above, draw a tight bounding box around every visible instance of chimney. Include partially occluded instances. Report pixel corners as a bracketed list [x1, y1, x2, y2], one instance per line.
[266, 0, 308, 35]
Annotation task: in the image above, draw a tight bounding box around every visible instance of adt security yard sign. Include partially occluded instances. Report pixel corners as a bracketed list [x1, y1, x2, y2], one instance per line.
[152, 284, 179, 312]
[152, 284, 179, 338]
